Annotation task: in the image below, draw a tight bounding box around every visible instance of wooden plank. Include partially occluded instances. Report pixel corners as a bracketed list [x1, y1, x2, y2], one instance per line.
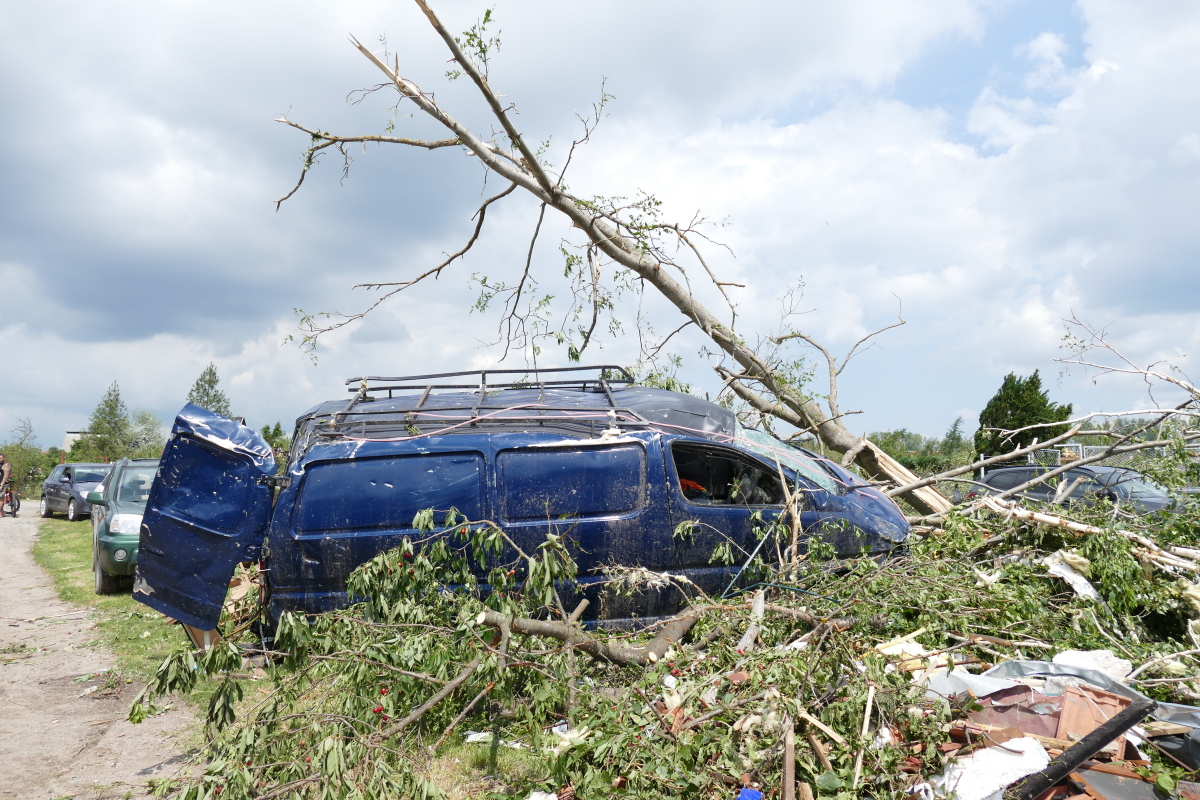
[182, 624, 223, 651]
[1140, 720, 1192, 738]
[1057, 686, 1130, 757]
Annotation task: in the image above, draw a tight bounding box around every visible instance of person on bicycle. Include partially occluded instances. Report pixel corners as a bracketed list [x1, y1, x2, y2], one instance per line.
[0, 453, 11, 517]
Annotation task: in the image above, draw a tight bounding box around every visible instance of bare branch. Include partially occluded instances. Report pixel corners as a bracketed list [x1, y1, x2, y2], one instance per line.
[994, 432, 1200, 504]
[412, 0, 559, 197]
[647, 320, 695, 361]
[293, 182, 518, 342]
[274, 118, 459, 211]
[884, 425, 1083, 498]
[359, 181, 517, 292]
[673, 224, 738, 325]
[499, 202, 548, 359]
[577, 246, 602, 358]
[835, 309, 906, 376]
[1059, 313, 1199, 399]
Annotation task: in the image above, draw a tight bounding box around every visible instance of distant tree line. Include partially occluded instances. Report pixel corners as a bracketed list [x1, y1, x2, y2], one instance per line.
[870, 369, 1076, 476]
[2, 362, 297, 497]
[0, 419, 63, 498]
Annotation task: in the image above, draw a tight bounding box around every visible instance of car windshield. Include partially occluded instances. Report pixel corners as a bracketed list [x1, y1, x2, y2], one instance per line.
[733, 424, 840, 494]
[115, 467, 156, 506]
[75, 467, 110, 483]
[1107, 472, 1170, 501]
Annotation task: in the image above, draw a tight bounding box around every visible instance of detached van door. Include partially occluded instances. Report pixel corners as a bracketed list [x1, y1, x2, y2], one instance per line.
[133, 403, 276, 629]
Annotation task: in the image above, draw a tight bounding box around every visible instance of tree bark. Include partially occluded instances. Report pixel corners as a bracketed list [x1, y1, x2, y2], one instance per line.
[475, 606, 703, 667]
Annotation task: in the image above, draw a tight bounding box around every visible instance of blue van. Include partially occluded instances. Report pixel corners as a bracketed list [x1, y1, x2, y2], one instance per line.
[132, 367, 909, 631]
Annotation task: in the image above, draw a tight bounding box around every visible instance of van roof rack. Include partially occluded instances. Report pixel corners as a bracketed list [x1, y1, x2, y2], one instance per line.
[344, 365, 633, 396]
[332, 366, 638, 431]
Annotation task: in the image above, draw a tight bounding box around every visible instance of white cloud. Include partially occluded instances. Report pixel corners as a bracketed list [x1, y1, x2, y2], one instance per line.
[1, 0, 1198, 445]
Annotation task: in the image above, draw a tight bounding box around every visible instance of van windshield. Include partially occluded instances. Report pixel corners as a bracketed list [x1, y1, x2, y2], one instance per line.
[733, 424, 839, 494]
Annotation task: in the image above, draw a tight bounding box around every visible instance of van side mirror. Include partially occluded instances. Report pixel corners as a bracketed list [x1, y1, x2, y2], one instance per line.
[87, 492, 107, 506]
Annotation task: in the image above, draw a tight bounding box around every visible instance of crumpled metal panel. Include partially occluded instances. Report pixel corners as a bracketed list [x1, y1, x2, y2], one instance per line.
[985, 660, 1200, 730]
[133, 404, 275, 629]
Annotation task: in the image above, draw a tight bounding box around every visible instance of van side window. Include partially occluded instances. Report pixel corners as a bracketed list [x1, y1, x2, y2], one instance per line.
[296, 453, 485, 533]
[499, 444, 646, 521]
[671, 444, 784, 506]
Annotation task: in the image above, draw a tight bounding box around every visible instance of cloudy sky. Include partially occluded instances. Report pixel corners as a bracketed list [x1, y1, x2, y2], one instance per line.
[1, 0, 1197, 449]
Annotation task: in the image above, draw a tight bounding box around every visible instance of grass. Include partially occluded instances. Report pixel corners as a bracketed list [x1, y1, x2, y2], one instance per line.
[31, 516, 193, 682]
[426, 741, 543, 797]
[30, 519, 543, 797]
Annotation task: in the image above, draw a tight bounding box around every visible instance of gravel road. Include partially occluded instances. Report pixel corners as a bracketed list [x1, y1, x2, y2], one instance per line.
[0, 512, 195, 799]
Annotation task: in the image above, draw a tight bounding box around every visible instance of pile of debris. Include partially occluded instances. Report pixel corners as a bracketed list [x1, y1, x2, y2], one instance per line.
[129, 494, 1200, 799]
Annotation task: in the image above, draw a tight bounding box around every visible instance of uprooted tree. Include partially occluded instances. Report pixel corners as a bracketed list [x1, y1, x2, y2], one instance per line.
[276, 2, 1199, 518]
[274, 0, 955, 515]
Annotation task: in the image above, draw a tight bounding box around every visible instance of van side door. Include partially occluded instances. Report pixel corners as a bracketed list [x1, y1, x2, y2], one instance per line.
[494, 438, 667, 618]
[268, 446, 488, 618]
[666, 441, 796, 597]
[133, 404, 276, 629]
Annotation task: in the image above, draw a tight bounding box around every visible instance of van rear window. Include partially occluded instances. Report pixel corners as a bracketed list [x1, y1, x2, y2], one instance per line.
[499, 444, 646, 521]
[295, 453, 485, 532]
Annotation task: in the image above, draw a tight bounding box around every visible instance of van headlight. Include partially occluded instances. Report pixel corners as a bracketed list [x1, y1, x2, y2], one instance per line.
[110, 514, 143, 535]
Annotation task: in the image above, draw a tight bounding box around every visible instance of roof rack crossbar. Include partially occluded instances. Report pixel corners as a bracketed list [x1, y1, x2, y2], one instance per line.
[313, 415, 650, 437]
[343, 365, 634, 389]
[316, 404, 648, 421]
[345, 378, 636, 395]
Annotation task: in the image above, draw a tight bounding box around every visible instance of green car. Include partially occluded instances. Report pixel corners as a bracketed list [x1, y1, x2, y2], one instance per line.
[88, 458, 158, 594]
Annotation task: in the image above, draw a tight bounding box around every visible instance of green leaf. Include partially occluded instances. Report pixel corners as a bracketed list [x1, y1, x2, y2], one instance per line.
[815, 771, 844, 791]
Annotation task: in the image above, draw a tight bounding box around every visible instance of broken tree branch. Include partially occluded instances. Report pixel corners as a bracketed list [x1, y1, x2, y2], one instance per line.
[475, 606, 704, 667]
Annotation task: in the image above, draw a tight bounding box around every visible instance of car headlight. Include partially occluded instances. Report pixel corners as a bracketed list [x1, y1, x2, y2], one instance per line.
[110, 514, 143, 535]
[113, 549, 129, 561]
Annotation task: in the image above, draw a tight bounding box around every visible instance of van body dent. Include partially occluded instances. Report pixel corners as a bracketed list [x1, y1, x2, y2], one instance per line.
[132, 367, 909, 630]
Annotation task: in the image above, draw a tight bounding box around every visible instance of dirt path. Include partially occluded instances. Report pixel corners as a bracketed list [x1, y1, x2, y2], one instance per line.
[0, 513, 196, 799]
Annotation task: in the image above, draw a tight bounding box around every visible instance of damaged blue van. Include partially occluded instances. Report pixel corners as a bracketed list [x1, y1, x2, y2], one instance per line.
[132, 366, 908, 631]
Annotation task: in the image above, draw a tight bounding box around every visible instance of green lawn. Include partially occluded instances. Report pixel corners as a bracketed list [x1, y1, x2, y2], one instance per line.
[32, 517, 192, 682]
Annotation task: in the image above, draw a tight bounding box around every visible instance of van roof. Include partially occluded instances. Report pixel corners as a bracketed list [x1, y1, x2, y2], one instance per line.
[299, 384, 737, 443]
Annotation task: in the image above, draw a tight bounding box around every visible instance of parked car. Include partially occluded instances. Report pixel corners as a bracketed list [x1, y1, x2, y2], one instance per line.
[132, 367, 910, 632]
[39, 463, 112, 521]
[87, 458, 159, 594]
[969, 464, 1174, 514]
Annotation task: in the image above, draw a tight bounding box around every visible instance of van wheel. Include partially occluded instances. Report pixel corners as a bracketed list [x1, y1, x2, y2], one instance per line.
[67, 499, 81, 522]
[94, 550, 121, 595]
[39, 496, 52, 518]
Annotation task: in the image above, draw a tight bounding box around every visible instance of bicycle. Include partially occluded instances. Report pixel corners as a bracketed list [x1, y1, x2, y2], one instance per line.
[1, 483, 19, 517]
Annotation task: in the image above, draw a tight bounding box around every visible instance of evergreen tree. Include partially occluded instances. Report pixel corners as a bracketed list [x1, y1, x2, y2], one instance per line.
[187, 363, 232, 416]
[75, 382, 133, 461]
[260, 422, 291, 452]
[974, 370, 1073, 458]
